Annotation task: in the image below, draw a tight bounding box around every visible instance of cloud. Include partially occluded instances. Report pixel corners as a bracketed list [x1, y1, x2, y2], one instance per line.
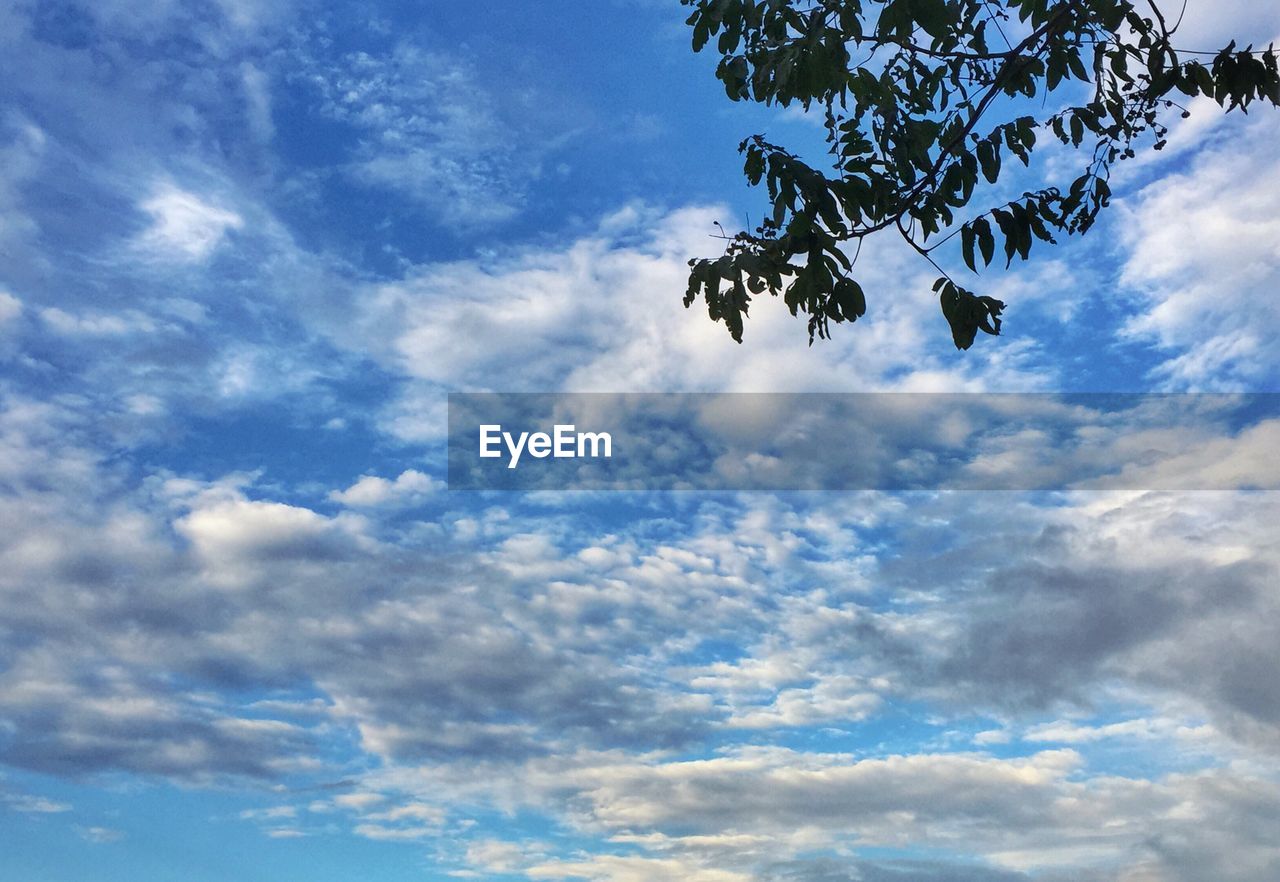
[329, 469, 440, 507]
[0, 403, 723, 772]
[1116, 112, 1280, 387]
[0, 116, 45, 253]
[240, 805, 297, 820]
[316, 204, 1057, 445]
[565, 747, 1087, 835]
[3, 792, 72, 814]
[721, 675, 882, 729]
[0, 291, 20, 325]
[175, 495, 368, 566]
[39, 306, 159, 337]
[76, 825, 125, 844]
[376, 746, 1280, 881]
[761, 857, 1030, 882]
[526, 854, 753, 882]
[353, 822, 440, 841]
[240, 61, 274, 142]
[1022, 717, 1216, 745]
[0, 291, 22, 359]
[0, 646, 317, 779]
[134, 184, 244, 263]
[748, 490, 1280, 753]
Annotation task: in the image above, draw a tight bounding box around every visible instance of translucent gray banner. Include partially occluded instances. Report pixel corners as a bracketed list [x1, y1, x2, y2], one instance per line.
[447, 393, 1280, 491]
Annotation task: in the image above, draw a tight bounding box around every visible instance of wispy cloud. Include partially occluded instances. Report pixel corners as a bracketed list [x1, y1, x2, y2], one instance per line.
[133, 183, 244, 264]
[1117, 113, 1280, 387]
[76, 825, 125, 844]
[3, 792, 72, 814]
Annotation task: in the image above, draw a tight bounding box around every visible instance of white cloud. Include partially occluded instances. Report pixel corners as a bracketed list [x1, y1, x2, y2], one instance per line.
[332, 792, 386, 811]
[1023, 717, 1218, 745]
[40, 307, 158, 337]
[134, 184, 244, 263]
[213, 0, 277, 31]
[526, 854, 753, 882]
[240, 62, 274, 142]
[721, 674, 882, 729]
[374, 743, 1280, 880]
[464, 839, 538, 875]
[0, 118, 45, 251]
[0, 291, 21, 325]
[329, 470, 440, 507]
[240, 805, 297, 820]
[76, 825, 125, 844]
[3, 793, 72, 814]
[567, 747, 1085, 832]
[173, 495, 370, 584]
[364, 802, 446, 824]
[353, 823, 439, 841]
[0, 290, 21, 360]
[974, 729, 1013, 746]
[1117, 113, 1280, 386]
[324, 204, 1051, 443]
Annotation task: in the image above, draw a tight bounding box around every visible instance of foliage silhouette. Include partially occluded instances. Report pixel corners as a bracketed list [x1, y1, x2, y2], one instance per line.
[680, 0, 1280, 348]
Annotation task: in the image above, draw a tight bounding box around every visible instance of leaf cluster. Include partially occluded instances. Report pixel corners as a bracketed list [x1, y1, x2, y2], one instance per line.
[681, 0, 1280, 348]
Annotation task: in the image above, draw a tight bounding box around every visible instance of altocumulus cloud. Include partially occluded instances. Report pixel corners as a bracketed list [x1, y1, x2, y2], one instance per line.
[3, 378, 1280, 877]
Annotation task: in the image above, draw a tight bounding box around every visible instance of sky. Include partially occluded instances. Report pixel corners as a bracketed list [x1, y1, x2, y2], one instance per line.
[2, 1, 1280, 880]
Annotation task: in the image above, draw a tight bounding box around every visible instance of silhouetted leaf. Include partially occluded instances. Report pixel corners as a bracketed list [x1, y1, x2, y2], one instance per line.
[680, 0, 1280, 348]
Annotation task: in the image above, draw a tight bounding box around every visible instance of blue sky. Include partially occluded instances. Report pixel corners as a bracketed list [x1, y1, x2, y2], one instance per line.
[2, 1, 1280, 880]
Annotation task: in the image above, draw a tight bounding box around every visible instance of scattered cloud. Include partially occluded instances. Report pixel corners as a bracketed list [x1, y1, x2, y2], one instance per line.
[240, 62, 275, 142]
[3, 792, 72, 814]
[329, 469, 440, 507]
[40, 306, 159, 337]
[76, 825, 126, 844]
[134, 184, 244, 263]
[1117, 113, 1280, 387]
